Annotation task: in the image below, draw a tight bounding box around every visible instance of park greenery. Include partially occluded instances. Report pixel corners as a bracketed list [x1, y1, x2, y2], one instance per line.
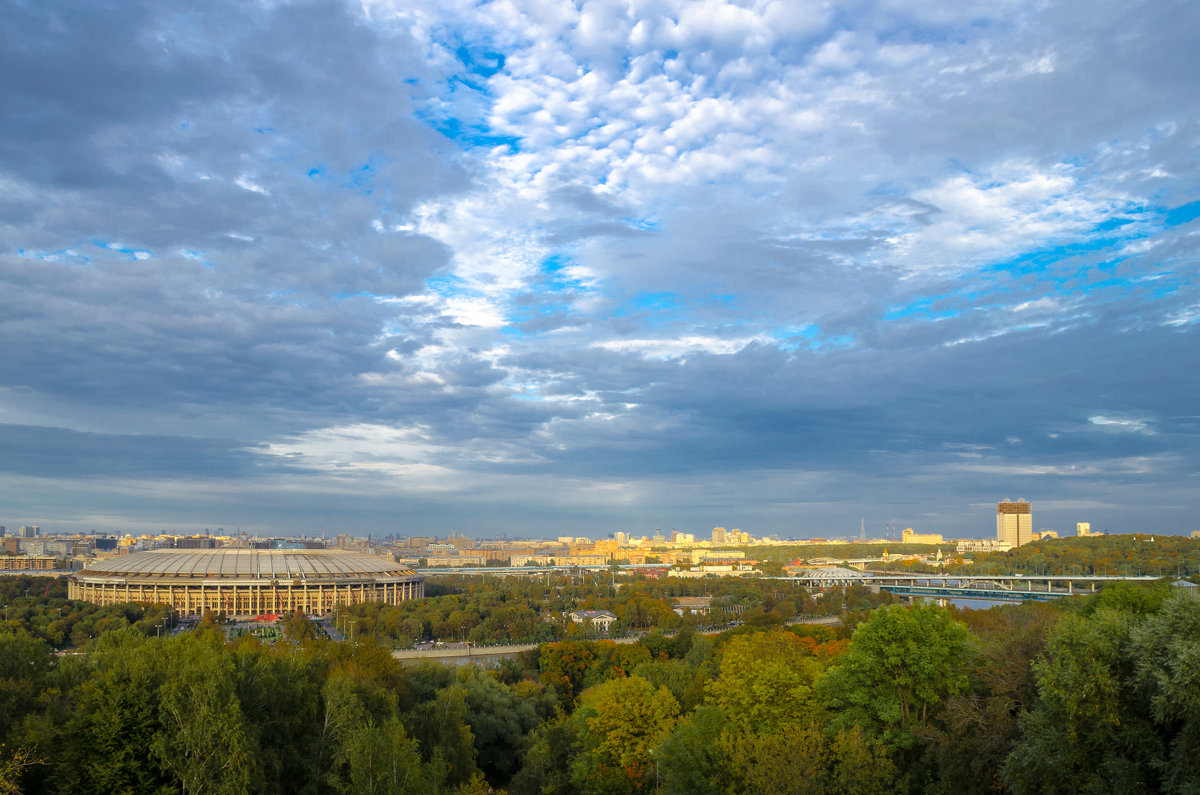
[0, 557, 1198, 793]
[758, 534, 1200, 578]
[329, 572, 881, 649]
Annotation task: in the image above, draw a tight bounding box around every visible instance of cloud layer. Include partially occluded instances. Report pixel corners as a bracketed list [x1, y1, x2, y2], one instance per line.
[1, 0, 1198, 537]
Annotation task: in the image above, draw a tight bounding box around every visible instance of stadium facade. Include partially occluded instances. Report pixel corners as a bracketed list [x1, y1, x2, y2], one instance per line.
[69, 549, 424, 616]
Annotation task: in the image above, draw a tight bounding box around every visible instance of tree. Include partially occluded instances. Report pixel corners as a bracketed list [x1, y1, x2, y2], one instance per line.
[509, 711, 579, 795]
[926, 601, 1059, 794]
[723, 723, 830, 795]
[707, 629, 821, 733]
[818, 603, 971, 752]
[570, 675, 680, 794]
[405, 686, 478, 787]
[283, 609, 320, 643]
[825, 728, 897, 794]
[150, 638, 261, 794]
[1001, 607, 1160, 793]
[654, 706, 729, 795]
[342, 717, 429, 795]
[452, 665, 541, 786]
[59, 631, 176, 794]
[0, 745, 41, 795]
[0, 633, 52, 749]
[1128, 591, 1200, 792]
[539, 641, 597, 698]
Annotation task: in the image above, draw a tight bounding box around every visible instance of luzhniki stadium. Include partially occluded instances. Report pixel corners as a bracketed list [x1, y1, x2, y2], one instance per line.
[68, 549, 424, 616]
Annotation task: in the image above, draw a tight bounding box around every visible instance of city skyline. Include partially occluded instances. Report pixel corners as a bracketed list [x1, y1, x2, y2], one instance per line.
[2, 1, 1199, 537]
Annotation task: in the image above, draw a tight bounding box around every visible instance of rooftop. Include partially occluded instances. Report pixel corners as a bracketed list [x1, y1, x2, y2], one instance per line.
[78, 549, 417, 580]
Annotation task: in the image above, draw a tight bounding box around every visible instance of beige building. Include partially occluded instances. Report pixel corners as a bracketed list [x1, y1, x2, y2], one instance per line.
[901, 528, 944, 544]
[69, 549, 424, 617]
[0, 556, 59, 571]
[422, 555, 485, 567]
[997, 499, 1032, 548]
[1077, 522, 1093, 537]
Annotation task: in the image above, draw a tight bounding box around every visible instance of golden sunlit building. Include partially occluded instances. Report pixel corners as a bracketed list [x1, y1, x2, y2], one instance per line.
[901, 528, 944, 544]
[997, 499, 1032, 548]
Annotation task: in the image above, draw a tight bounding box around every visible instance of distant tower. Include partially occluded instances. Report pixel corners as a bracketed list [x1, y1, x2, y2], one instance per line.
[860, 518, 866, 543]
[997, 499, 1032, 547]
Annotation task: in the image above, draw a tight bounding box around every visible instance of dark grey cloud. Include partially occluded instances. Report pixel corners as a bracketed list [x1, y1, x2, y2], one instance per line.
[0, 423, 295, 480]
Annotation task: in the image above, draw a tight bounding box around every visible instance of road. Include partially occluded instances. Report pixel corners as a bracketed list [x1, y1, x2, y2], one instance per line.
[389, 614, 842, 665]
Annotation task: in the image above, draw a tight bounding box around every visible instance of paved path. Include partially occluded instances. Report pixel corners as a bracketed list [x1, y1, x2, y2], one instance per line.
[390, 614, 841, 665]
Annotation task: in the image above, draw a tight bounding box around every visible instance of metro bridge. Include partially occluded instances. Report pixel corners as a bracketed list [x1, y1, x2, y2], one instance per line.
[775, 570, 1162, 601]
[413, 564, 1165, 602]
[415, 563, 665, 576]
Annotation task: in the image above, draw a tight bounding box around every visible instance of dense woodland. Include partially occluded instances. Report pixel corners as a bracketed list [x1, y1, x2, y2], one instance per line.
[1, 563, 1199, 793]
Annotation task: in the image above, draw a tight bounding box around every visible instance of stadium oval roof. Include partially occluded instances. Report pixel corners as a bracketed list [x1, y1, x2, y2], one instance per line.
[79, 549, 418, 580]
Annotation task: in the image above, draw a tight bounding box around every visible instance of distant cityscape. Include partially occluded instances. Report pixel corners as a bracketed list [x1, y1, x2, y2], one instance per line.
[4, 500, 1198, 576]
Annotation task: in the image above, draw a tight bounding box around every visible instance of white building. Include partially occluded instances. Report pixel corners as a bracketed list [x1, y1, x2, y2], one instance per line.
[568, 610, 618, 632]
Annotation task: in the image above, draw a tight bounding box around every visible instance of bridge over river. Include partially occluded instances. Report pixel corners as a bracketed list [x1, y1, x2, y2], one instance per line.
[774, 572, 1162, 602]
[414, 564, 1167, 603]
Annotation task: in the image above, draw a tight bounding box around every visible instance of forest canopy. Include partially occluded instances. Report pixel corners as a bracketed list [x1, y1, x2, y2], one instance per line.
[1, 572, 1198, 793]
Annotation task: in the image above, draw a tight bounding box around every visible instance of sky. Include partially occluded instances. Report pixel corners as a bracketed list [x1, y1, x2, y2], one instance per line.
[1, 0, 1198, 540]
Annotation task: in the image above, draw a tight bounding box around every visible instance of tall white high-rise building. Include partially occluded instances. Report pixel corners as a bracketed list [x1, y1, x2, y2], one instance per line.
[996, 500, 1032, 548]
[1076, 522, 1092, 537]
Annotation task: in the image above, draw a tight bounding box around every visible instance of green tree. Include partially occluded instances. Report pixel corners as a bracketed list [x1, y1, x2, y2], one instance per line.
[0, 633, 52, 749]
[59, 631, 176, 794]
[570, 675, 679, 794]
[282, 610, 320, 643]
[1000, 608, 1160, 793]
[826, 728, 897, 794]
[708, 629, 821, 733]
[453, 665, 541, 786]
[343, 717, 429, 795]
[723, 723, 830, 795]
[406, 686, 478, 787]
[509, 711, 579, 795]
[818, 603, 970, 752]
[655, 706, 728, 795]
[150, 638, 260, 794]
[1128, 591, 1200, 792]
[919, 601, 1062, 794]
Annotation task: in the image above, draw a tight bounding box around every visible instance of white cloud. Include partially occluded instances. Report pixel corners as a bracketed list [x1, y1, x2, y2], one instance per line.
[590, 335, 760, 359]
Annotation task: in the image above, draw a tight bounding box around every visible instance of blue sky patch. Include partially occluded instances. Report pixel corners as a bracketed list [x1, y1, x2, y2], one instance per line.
[1165, 200, 1200, 227]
